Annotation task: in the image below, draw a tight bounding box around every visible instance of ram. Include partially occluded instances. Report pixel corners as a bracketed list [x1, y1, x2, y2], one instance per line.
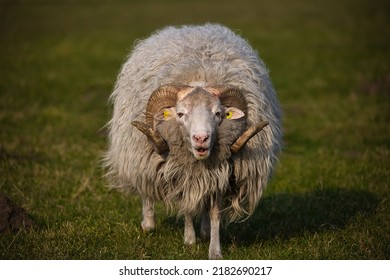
[104, 24, 282, 259]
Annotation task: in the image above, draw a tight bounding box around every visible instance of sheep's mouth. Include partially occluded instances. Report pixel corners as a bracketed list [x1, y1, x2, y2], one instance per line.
[193, 147, 210, 160]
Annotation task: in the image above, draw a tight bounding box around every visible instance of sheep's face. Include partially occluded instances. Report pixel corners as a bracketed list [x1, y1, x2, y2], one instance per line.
[155, 87, 245, 160]
[175, 89, 222, 160]
[131, 84, 268, 157]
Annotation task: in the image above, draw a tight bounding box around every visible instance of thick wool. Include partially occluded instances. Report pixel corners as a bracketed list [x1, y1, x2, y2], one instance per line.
[105, 24, 282, 222]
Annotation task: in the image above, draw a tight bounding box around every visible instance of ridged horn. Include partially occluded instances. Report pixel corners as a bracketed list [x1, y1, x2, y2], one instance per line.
[231, 121, 269, 153]
[132, 84, 191, 155]
[131, 120, 169, 154]
[145, 84, 191, 129]
[206, 84, 247, 114]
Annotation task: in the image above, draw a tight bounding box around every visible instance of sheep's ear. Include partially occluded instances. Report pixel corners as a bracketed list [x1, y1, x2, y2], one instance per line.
[225, 107, 244, 120]
[153, 107, 176, 130]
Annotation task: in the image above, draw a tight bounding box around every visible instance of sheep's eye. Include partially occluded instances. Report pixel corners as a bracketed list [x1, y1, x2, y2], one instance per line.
[177, 112, 184, 118]
[226, 111, 233, 119]
[215, 111, 221, 118]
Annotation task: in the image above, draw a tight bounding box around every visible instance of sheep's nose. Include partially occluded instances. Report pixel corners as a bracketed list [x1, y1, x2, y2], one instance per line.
[193, 133, 209, 144]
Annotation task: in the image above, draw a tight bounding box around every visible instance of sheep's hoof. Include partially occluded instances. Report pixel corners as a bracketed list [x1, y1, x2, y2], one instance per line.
[184, 235, 196, 245]
[209, 252, 223, 260]
[141, 220, 155, 232]
[184, 226, 196, 244]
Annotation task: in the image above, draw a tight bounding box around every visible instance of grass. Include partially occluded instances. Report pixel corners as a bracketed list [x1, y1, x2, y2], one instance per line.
[0, 0, 389, 259]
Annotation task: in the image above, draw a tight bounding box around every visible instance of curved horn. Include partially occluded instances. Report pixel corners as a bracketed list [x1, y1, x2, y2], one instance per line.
[145, 84, 191, 129]
[208, 85, 267, 153]
[131, 121, 169, 154]
[132, 84, 191, 155]
[231, 121, 269, 153]
[206, 84, 247, 114]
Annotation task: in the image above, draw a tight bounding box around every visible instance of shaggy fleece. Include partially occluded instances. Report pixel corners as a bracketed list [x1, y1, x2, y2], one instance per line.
[105, 24, 282, 221]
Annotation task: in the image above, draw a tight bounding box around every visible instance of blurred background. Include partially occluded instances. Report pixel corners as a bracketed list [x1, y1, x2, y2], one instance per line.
[0, 0, 389, 259]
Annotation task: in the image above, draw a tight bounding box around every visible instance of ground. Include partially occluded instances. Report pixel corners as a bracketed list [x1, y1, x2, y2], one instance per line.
[0, 0, 389, 259]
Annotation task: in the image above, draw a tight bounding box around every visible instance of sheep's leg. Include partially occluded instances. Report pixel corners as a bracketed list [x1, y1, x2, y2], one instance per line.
[141, 198, 155, 232]
[200, 202, 210, 239]
[208, 192, 222, 259]
[184, 214, 196, 245]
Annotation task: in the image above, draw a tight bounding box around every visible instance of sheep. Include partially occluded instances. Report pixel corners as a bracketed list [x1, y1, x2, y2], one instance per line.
[104, 24, 282, 259]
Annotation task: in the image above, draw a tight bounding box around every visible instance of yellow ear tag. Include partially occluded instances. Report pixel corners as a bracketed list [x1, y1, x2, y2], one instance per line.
[163, 110, 170, 118]
[226, 111, 233, 119]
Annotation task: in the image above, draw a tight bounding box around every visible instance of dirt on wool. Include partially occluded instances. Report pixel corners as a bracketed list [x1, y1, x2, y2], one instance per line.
[0, 194, 34, 232]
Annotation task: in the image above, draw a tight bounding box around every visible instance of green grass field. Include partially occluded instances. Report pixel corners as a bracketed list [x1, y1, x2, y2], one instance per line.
[0, 0, 389, 259]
